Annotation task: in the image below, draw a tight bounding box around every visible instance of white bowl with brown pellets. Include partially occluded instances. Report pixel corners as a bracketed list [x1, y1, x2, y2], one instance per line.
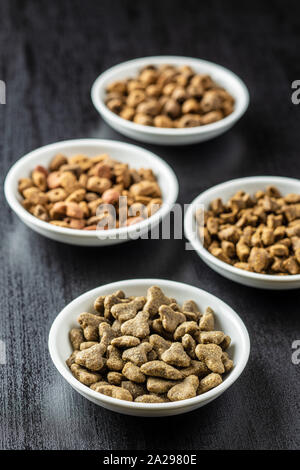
[4, 139, 178, 246]
[91, 56, 249, 146]
[185, 176, 300, 289]
[48, 279, 250, 417]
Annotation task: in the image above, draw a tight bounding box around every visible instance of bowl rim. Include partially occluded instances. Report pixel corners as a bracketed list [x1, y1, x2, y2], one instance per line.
[4, 138, 179, 239]
[184, 175, 300, 283]
[48, 278, 250, 411]
[91, 55, 250, 136]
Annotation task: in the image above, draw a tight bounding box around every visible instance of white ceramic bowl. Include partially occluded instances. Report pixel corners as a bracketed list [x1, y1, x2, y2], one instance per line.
[185, 176, 300, 290]
[48, 279, 250, 417]
[4, 139, 178, 246]
[91, 55, 249, 146]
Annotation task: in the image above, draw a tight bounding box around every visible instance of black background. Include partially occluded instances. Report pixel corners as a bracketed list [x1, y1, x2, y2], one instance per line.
[1, 0, 300, 450]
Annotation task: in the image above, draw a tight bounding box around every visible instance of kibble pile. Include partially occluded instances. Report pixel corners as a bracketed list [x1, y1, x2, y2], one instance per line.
[67, 286, 233, 403]
[105, 64, 234, 128]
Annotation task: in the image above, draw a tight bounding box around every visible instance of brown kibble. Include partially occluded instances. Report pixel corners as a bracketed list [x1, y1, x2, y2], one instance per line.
[200, 331, 225, 345]
[75, 343, 106, 371]
[122, 362, 146, 383]
[69, 328, 85, 350]
[135, 394, 167, 403]
[122, 342, 152, 366]
[140, 360, 183, 380]
[70, 364, 101, 386]
[198, 373, 222, 394]
[106, 345, 124, 371]
[167, 375, 199, 402]
[121, 311, 150, 339]
[195, 344, 225, 374]
[111, 336, 141, 348]
[161, 342, 191, 367]
[121, 381, 146, 400]
[248, 247, 270, 273]
[199, 308, 215, 331]
[144, 286, 172, 316]
[159, 305, 186, 333]
[146, 377, 178, 394]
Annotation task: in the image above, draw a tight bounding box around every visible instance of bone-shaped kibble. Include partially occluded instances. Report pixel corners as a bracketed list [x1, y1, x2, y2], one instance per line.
[99, 322, 119, 352]
[182, 334, 196, 359]
[140, 360, 183, 380]
[106, 345, 124, 371]
[135, 394, 168, 403]
[149, 334, 172, 359]
[122, 342, 152, 366]
[220, 335, 231, 350]
[78, 313, 109, 341]
[122, 362, 146, 383]
[222, 352, 234, 372]
[200, 331, 225, 345]
[121, 311, 150, 338]
[167, 375, 199, 402]
[107, 371, 123, 386]
[144, 286, 172, 316]
[199, 307, 215, 331]
[75, 343, 106, 371]
[159, 305, 186, 333]
[121, 381, 147, 400]
[111, 297, 146, 322]
[69, 328, 84, 350]
[70, 363, 101, 386]
[198, 373, 222, 394]
[66, 350, 79, 368]
[80, 341, 98, 350]
[173, 321, 199, 341]
[92, 383, 133, 401]
[161, 342, 191, 367]
[111, 336, 141, 348]
[146, 377, 178, 394]
[195, 344, 225, 374]
[103, 290, 127, 319]
[180, 359, 209, 378]
[94, 295, 106, 315]
[182, 300, 202, 320]
[111, 319, 122, 335]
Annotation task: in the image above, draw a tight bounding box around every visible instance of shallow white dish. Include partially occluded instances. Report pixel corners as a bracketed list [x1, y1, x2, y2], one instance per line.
[48, 279, 250, 417]
[4, 139, 178, 246]
[184, 176, 300, 290]
[91, 55, 249, 146]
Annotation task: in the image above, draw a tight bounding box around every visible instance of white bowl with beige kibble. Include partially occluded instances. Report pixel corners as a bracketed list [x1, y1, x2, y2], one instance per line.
[91, 56, 249, 146]
[185, 176, 300, 289]
[48, 279, 250, 417]
[4, 139, 178, 246]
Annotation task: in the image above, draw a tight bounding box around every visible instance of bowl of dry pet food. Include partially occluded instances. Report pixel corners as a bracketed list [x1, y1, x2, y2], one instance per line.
[48, 279, 250, 416]
[4, 139, 178, 246]
[91, 56, 249, 145]
[184, 176, 300, 289]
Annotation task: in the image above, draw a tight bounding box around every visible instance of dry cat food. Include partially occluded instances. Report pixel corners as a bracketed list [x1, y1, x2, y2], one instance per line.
[105, 64, 234, 128]
[67, 286, 233, 403]
[197, 186, 300, 275]
[18, 153, 162, 230]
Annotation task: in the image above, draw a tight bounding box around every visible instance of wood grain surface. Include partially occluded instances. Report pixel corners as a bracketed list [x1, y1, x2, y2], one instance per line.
[0, 0, 300, 450]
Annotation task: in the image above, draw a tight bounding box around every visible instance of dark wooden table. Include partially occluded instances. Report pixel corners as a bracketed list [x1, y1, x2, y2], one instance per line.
[0, 0, 300, 450]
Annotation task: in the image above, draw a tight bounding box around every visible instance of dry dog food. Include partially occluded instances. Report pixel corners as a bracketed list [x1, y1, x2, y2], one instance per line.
[18, 154, 162, 230]
[67, 286, 234, 402]
[105, 64, 234, 128]
[197, 186, 300, 274]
